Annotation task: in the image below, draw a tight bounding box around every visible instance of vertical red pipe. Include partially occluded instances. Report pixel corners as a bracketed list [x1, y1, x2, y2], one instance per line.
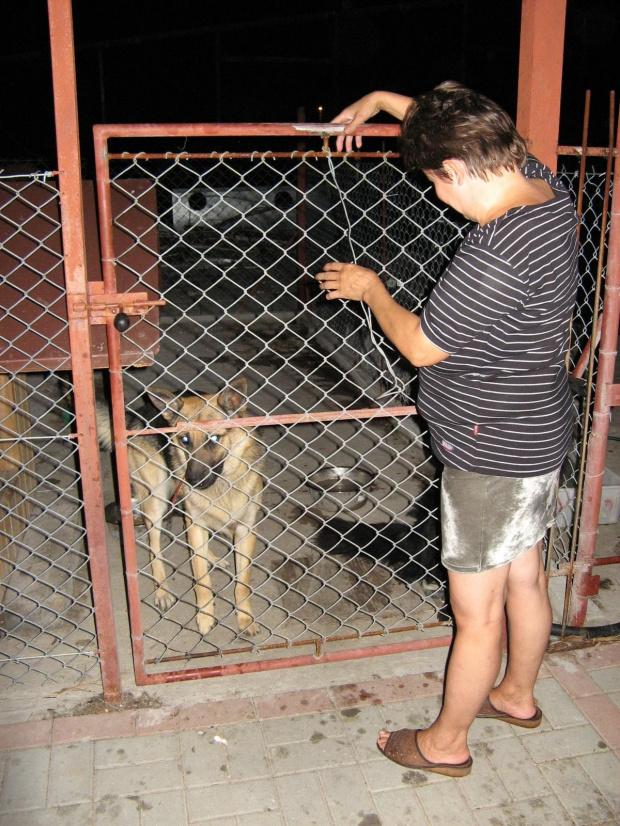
[516, 0, 567, 172]
[47, 0, 121, 701]
[569, 120, 620, 625]
[92, 129, 149, 685]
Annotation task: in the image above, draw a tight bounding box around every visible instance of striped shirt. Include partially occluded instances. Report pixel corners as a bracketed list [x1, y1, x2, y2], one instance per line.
[417, 157, 579, 477]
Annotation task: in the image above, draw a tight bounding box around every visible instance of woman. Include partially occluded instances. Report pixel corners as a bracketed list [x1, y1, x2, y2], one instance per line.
[316, 82, 579, 777]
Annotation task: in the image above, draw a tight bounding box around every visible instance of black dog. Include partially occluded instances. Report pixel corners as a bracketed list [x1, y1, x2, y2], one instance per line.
[313, 482, 447, 598]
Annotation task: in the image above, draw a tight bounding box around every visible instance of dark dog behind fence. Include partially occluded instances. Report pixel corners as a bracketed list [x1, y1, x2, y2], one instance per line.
[313, 481, 448, 603]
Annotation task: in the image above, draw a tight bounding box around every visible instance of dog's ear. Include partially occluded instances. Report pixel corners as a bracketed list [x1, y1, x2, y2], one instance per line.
[217, 377, 248, 417]
[148, 387, 182, 422]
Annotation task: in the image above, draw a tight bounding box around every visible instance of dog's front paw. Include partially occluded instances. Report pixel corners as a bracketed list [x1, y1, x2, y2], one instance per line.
[213, 555, 230, 570]
[154, 588, 176, 613]
[196, 610, 216, 635]
[237, 614, 260, 637]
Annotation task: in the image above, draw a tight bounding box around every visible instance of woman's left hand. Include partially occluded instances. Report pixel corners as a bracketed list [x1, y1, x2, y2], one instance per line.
[316, 262, 382, 302]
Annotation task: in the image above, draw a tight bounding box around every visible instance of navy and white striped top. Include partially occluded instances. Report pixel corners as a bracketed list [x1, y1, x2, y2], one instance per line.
[417, 157, 579, 477]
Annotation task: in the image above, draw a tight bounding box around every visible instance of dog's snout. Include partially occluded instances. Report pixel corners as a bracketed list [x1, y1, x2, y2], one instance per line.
[185, 458, 222, 489]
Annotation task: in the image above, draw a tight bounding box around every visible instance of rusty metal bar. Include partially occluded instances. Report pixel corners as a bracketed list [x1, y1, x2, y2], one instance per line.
[593, 556, 620, 567]
[561, 105, 614, 633]
[47, 0, 121, 703]
[569, 95, 620, 627]
[136, 634, 453, 685]
[67, 406, 419, 442]
[575, 90, 591, 236]
[93, 124, 150, 687]
[146, 621, 450, 665]
[572, 317, 603, 380]
[108, 152, 400, 161]
[94, 122, 401, 141]
[117, 406, 419, 440]
[106, 148, 618, 162]
[558, 146, 619, 158]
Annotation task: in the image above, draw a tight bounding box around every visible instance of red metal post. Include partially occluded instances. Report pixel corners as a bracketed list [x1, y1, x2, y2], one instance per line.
[569, 119, 620, 625]
[47, 0, 122, 702]
[92, 128, 152, 687]
[517, 0, 568, 171]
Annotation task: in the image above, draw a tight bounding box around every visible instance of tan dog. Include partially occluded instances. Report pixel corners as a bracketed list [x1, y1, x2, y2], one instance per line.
[98, 377, 264, 636]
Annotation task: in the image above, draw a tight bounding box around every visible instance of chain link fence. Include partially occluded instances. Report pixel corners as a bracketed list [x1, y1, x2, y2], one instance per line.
[0, 138, 610, 689]
[0, 171, 100, 692]
[94, 130, 607, 681]
[553, 161, 612, 569]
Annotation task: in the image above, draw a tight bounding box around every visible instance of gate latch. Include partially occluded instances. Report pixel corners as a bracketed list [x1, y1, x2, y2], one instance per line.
[72, 282, 166, 325]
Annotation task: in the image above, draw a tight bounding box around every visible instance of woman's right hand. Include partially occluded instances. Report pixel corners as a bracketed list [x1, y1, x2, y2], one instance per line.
[331, 93, 382, 152]
[331, 91, 414, 151]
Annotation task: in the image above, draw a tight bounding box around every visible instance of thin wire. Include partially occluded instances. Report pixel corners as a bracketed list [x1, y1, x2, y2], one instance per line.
[325, 152, 406, 399]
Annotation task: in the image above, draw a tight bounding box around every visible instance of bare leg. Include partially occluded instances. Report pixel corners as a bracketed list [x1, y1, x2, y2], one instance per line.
[378, 562, 510, 764]
[378, 541, 551, 765]
[489, 541, 551, 718]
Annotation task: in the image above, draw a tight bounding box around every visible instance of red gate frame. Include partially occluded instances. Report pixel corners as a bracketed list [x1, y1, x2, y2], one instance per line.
[92, 121, 458, 685]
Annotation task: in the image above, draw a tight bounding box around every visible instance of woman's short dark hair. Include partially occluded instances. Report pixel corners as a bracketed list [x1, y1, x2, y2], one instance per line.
[400, 81, 528, 179]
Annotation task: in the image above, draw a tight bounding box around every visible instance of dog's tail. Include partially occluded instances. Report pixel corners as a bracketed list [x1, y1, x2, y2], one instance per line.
[95, 400, 114, 453]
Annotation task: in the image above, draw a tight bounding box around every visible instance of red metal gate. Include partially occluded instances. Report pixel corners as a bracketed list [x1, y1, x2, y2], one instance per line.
[92, 122, 457, 685]
[89, 115, 619, 687]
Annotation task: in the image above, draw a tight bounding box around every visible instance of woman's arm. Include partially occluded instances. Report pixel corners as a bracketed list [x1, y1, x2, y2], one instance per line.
[316, 261, 449, 368]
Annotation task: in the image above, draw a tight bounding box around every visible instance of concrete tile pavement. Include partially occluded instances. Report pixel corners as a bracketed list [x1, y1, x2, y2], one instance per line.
[0, 642, 618, 825]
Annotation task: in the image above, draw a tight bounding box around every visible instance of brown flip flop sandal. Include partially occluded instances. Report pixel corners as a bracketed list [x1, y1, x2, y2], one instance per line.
[378, 729, 473, 777]
[477, 697, 542, 728]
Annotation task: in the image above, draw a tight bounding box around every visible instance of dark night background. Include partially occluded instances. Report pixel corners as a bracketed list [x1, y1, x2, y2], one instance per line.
[0, 0, 618, 175]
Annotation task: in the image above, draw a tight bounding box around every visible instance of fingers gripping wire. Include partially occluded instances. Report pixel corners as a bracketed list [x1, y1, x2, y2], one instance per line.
[325, 151, 407, 400]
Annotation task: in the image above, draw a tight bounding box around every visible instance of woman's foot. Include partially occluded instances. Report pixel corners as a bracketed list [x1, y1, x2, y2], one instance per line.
[477, 692, 542, 728]
[377, 728, 472, 776]
[489, 688, 537, 718]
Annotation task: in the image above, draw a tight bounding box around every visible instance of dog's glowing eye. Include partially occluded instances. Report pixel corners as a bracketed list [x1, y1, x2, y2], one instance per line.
[208, 434, 220, 444]
[180, 434, 191, 446]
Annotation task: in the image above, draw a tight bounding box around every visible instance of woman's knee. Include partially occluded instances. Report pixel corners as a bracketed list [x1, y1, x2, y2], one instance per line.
[448, 568, 508, 629]
[507, 543, 546, 593]
[450, 588, 506, 630]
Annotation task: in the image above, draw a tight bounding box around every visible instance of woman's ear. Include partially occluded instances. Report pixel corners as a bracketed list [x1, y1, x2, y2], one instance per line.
[443, 158, 467, 185]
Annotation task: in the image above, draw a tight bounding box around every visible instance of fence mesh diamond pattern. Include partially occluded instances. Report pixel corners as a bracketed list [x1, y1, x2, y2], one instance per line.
[0, 142, 608, 686]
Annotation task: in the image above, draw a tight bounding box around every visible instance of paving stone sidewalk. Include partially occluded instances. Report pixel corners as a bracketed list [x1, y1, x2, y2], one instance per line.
[0, 642, 619, 825]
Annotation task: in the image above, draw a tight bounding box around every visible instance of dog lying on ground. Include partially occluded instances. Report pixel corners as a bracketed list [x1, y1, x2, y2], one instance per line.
[97, 377, 265, 636]
[313, 483, 447, 599]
